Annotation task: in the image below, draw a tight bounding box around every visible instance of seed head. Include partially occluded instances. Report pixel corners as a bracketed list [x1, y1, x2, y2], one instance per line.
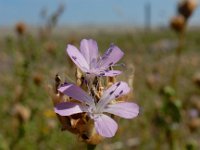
[15, 22, 26, 36]
[178, 0, 197, 19]
[170, 15, 186, 33]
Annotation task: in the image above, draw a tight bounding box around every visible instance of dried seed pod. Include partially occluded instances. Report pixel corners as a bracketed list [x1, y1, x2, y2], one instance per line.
[178, 0, 197, 19]
[170, 15, 186, 33]
[15, 22, 26, 36]
[12, 103, 31, 123]
[32, 72, 43, 86]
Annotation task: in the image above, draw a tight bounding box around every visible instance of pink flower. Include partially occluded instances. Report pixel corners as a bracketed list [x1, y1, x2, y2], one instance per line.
[54, 81, 139, 137]
[66, 39, 124, 77]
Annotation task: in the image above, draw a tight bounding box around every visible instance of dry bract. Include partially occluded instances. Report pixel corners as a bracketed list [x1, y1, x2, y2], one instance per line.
[178, 0, 197, 19]
[170, 15, 186, 33]
[15, 22, 26, 36]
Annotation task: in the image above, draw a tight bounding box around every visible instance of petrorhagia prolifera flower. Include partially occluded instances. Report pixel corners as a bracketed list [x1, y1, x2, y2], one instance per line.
[66, 39, 124, 77]
[52, 39, 139, 145]
[54, 81, 139, 137]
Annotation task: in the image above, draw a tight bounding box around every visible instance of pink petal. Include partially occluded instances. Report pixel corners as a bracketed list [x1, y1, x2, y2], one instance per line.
[97, 44, 124, 69]
[94, 114, 118, 138]
[80, 39, 98, 67]
[54, 102, 87, 116]
[58, 83, 95, 107]
[96, 81, 130, 112]
[104, 102, 139, 119]
[66, 44, 89, 72]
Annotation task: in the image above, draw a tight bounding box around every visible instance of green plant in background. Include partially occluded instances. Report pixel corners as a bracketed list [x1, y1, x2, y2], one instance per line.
[153, 85, 182, 149]
[39, 4, 65, 39]
[153, 0, 198, 149]
[170, 0, 197, 88]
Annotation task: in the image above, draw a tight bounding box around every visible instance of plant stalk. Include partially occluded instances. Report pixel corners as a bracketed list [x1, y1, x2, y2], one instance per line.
[87, 144, 96, 150]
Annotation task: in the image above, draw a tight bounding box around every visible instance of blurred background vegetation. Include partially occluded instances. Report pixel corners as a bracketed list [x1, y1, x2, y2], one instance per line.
[0, 0, 200, 149]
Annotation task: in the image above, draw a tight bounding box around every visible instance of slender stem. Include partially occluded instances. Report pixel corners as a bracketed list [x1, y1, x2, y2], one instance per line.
[167, 28, 186, 150]
[170, 28, 185, 89]
[87, 144, 96, 150]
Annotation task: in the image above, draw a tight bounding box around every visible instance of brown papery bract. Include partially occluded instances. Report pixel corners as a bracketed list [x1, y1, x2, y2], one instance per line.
[170, 15, 186, 33]
[15, 22, 26, 36]
[178, 0, 197, 19]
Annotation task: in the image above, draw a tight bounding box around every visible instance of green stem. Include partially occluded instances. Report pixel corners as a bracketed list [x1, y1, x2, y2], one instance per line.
[166, 128, 175, 150]
[10, 124, 25, 149]
[170, 28, 185, 89]
[87, 144, 96, 150]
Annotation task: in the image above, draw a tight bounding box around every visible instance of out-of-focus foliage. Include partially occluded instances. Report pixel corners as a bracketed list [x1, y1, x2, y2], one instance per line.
[1, 25, 200, 149]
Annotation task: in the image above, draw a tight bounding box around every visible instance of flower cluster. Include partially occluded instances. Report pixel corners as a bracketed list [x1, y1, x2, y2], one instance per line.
[53, 39, 139, 143]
